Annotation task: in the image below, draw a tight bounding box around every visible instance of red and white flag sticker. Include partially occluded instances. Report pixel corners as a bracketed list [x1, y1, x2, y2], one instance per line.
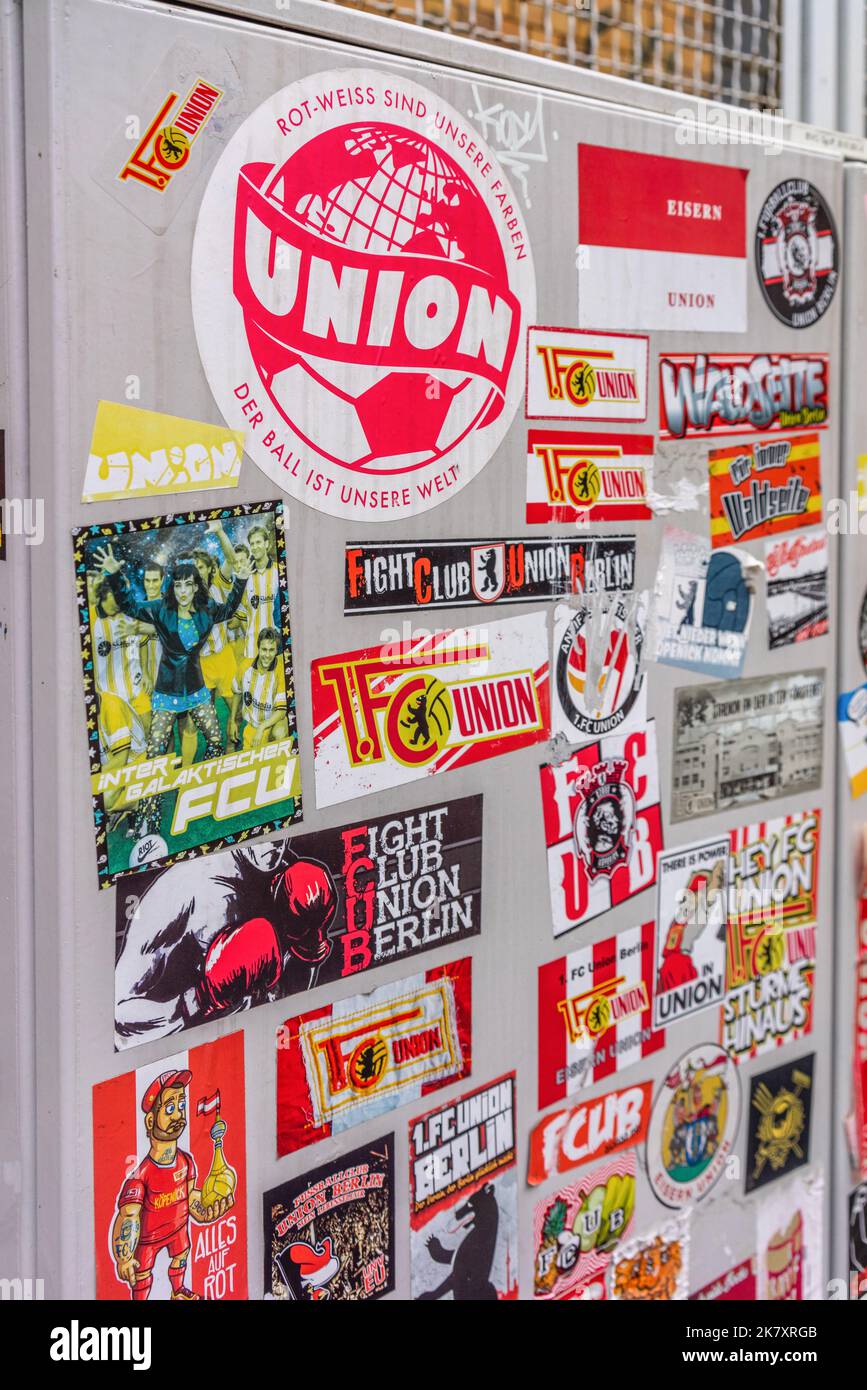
[577, 145, 747, 333]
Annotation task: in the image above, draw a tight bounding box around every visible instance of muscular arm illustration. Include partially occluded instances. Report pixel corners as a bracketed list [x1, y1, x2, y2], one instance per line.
[114, 867, 239, 1045]
[112, 1203, 142, 1286]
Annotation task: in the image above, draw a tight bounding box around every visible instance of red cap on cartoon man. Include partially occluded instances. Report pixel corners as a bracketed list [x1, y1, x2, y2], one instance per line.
[141, 1069, 192, 1112]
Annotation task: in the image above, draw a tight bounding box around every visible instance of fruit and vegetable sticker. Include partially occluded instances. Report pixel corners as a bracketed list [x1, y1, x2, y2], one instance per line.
[532, 1152, 636, 1300]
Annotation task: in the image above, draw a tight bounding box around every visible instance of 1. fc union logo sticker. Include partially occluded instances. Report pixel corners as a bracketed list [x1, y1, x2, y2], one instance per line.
[276, 960, 472, 1156]
[526, 431, 653, 524]
[525, 327, 649, 423]
[553, 593, 647, 743]
[119, 79, 224, 193]
[191, 70, 535, 521]
[311, 613, 549, 808]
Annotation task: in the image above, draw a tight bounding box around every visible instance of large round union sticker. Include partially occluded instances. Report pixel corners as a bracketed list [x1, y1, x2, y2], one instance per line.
[755, 179, 838, 328]
[191, 70, 536, 522]
[646, 1043, 741, 1209]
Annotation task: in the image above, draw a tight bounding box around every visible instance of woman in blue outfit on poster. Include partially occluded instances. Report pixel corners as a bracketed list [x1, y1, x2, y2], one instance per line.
[93, 542, 251, 840]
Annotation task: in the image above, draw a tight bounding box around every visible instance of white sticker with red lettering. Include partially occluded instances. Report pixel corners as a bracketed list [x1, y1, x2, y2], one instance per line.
[191, 70, 536, 521]
[311, 613, 549, 808]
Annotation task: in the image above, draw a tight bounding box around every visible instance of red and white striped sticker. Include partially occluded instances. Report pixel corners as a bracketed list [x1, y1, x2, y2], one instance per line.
[311, 613, 549, 807]
[577, 145, 747, 332]
[526, 429, 653, 523]
[538, 921, 665, 1109]
[539, 722, 663, 937]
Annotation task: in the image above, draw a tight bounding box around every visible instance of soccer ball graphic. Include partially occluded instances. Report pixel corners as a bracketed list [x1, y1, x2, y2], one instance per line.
[234, 123, 515, 474]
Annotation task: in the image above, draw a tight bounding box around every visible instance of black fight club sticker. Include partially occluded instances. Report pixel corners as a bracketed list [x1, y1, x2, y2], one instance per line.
[745, 1053, 814, 1193]
[755, 181, 839, 329]
[115, 794, 482, 1050]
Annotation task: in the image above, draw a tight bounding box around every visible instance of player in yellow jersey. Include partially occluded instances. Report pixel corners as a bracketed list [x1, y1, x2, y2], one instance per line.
[194, 520, 238, 700]
[91, 578, 152, 733]
[228, 541, 251, 667]
[97, 691, 147, 815]
[179, 520, 239, 765]
[238, 524, 280, 661]
[228, 627, 288, 751]
[93, 542, 250, 844]
[139, 562, 165, 697]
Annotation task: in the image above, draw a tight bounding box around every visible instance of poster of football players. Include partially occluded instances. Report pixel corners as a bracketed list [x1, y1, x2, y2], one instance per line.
[73, 501, 301, 888]
[114, 796, 482, 1051]
[264, 1137, 395, 1301]
[92, 1031, 247, 1301]
[409, 1074, 518, 1300]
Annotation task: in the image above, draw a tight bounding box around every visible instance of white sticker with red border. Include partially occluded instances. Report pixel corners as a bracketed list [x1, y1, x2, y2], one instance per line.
[525, 327, 648, 423]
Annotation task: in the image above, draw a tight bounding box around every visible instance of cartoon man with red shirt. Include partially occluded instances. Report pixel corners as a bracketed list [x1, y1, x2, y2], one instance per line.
[658, 858, 726, 993]
[111, 1069, 233, 1300]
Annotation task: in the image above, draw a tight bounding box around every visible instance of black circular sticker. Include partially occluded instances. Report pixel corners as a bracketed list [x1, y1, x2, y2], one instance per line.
[859, 589, 867, 675]
[755, 180, 839, 328]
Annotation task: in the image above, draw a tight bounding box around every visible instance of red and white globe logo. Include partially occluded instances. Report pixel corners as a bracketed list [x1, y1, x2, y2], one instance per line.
[191, 70, 535, 522]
